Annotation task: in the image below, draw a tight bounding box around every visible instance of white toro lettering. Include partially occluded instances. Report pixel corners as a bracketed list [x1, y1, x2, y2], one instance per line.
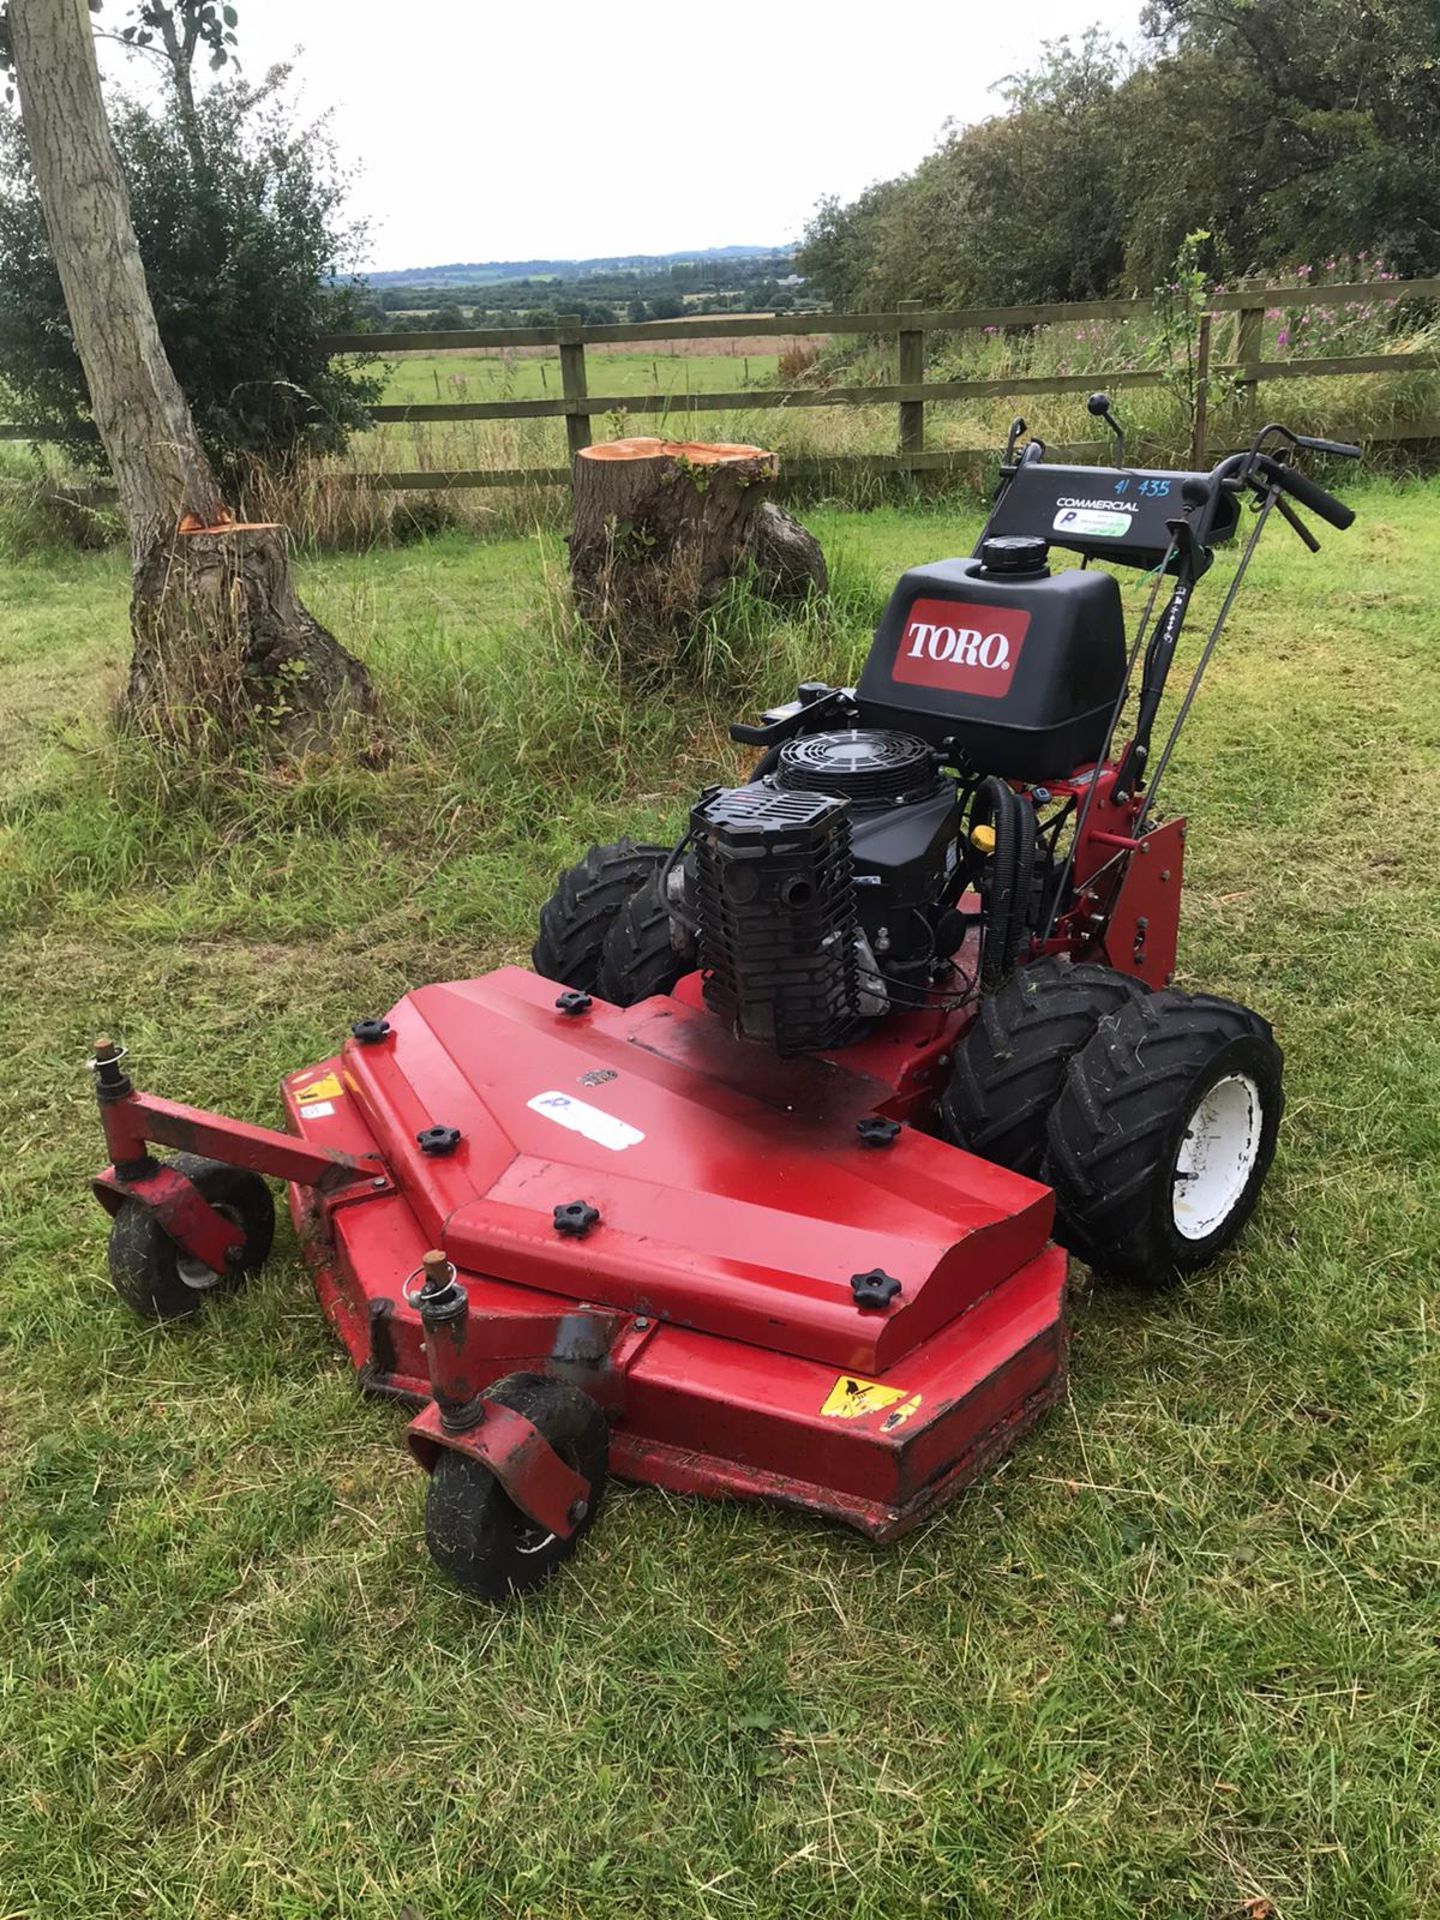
[904, 621, 1010, 671]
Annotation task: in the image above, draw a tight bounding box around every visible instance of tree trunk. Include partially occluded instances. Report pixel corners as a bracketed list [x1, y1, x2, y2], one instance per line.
[7, 0, 373, 747]
[568, 437, 825, 675]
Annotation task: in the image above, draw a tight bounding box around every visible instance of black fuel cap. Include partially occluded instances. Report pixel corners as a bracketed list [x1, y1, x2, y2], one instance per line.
[979, 534, 1050, 576]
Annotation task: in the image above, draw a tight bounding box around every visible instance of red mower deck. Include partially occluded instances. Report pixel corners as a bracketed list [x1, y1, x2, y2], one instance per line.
[280, 966, 1067, 1539]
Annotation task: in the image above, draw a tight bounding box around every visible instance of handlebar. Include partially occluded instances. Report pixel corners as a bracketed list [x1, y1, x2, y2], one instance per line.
[1251, 453, 1356, 531]
[1294, 434, 1362, 460]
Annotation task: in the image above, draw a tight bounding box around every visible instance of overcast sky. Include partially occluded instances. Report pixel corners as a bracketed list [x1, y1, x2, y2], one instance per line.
[102, 0, 1147, 271]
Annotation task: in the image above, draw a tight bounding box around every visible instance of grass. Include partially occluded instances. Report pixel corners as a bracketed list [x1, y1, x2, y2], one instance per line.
[380, 349, 783, 409]
[1, 482, 1438, 1917]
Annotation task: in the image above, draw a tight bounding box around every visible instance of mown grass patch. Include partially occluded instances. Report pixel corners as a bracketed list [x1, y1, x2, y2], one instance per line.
[1, 484, 1437, 1918]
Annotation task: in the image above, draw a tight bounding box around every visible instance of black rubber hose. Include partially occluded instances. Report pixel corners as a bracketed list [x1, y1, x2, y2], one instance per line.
[977, 777, 1036, 993]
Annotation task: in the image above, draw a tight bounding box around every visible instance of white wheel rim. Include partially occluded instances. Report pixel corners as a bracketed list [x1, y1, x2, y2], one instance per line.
[1172, 1072, 1262, 1241]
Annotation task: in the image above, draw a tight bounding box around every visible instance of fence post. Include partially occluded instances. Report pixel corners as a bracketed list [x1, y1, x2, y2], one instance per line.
[1191, 311, 1212, 468]
[897, 299, 925, 460]
[558, 315, 591, 458]
[1235, 297, 1264, 430]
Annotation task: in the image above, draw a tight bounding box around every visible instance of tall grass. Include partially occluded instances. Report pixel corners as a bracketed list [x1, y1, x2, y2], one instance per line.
[0, 527, 887, 948]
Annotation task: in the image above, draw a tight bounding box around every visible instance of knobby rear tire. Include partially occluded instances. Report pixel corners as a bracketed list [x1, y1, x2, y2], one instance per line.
[1043, 988, 1284, 1285]
[940, 957, 1148, 1179]
[532, 839, 670, 993]
[596, 869, 689, 1006]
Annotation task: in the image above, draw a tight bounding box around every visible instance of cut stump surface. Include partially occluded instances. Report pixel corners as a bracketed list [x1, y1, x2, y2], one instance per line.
[568, 438, 826, 672]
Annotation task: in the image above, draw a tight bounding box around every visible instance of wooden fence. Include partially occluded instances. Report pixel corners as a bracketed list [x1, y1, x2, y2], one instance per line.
[5, 278, 1438, 489]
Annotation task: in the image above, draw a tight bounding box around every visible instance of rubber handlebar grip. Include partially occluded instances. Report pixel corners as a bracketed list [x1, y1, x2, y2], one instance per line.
[1272, 461, 1356, 531]
[1299, 436, 1362, 459]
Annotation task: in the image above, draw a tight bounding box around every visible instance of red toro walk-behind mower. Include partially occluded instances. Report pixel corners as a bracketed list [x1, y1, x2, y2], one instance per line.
[90, 404, 1359, 1599]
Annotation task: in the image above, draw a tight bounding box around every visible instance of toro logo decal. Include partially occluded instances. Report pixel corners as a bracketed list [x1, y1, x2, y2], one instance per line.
[891, 597, 1029, 699]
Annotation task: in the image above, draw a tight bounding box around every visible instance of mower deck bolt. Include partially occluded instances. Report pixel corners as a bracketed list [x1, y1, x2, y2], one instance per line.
[351, 1018, 392, 1044]
[556, 991, 593, 1016]
[634, 1316, 650, 1329]
[568, 1497, 589, 1525]
[416, 1125, 462, 1157]
[856, 1116, 901, 1148]
[850, 1268, 903, 1310]
[554, 1200, 600, 1238]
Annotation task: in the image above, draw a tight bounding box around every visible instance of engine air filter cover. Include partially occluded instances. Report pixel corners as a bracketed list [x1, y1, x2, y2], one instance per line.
[776, 728, 940, 805]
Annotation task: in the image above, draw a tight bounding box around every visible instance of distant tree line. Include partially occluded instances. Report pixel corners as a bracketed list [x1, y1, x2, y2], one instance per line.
[798, 0, 1440, 309]
[361, 255, 807, 330]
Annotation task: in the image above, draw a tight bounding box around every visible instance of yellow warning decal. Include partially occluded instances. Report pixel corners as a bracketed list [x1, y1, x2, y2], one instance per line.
[293, 1071, 343, 1102]
[821, 1375, 910, 1421]
[880, 1393, 923, 1432]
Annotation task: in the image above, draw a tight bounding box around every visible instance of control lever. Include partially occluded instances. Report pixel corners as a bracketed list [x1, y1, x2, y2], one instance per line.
[1272, 494, 1321, 553]
[1087, 391, 1126, 468]
[1003, 416, 1027, 465]
[729, 683, 851, 747]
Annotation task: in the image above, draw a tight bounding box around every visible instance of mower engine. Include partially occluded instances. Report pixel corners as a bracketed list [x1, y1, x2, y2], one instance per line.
[690, 729, 961, 1052]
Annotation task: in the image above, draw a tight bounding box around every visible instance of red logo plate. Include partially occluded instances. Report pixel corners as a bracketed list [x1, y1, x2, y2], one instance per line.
[890, 597, 1029, 699]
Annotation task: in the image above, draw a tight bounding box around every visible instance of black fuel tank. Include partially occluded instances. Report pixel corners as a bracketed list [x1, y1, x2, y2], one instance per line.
[855, 540, 1126, 780]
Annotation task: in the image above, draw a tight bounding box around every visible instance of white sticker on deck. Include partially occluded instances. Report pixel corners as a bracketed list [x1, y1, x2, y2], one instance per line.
[299, 1101, 335, 1120]
[1054, 506, 1132, 538]
[528, 1091, 644, 1151]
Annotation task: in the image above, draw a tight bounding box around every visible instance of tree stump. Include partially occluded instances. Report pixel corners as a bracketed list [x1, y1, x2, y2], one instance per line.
[567, 437, 827, 674]
[129, 519, 375, 747]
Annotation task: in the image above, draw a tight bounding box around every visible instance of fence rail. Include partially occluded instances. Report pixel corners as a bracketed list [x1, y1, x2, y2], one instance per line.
[4, 279, 1437, 484]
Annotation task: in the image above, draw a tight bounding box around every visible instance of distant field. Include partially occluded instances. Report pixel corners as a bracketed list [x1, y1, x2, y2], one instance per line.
[379, 349, 783, 408]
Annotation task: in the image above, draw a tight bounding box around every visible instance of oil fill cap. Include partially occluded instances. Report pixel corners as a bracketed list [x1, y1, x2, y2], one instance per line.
[979, 534, 1050, 576]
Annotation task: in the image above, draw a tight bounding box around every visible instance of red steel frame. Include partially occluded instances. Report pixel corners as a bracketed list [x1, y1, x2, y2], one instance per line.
[88, 781, 1181, 1546]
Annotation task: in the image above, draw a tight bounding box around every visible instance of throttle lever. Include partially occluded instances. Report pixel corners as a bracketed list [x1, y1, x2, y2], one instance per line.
[1272, 494, 1320, 553]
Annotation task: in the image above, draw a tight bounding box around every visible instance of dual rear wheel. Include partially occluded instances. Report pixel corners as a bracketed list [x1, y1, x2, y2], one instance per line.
[532, 838, 687, 1006]
[538, 850, 1286, 1283]
[941, 958, 1283, 1284]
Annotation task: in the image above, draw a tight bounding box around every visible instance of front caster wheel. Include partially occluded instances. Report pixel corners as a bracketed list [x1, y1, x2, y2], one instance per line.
[107, 1152, 276, 1320]
[424, 1374, 610, 1601]
[1043, 989, 1284, 1284]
